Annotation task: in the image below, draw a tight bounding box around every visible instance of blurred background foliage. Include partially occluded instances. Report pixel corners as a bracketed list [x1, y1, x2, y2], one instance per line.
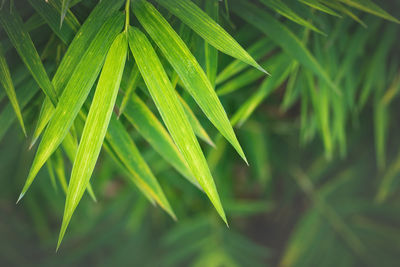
[1, 0, 400, 266]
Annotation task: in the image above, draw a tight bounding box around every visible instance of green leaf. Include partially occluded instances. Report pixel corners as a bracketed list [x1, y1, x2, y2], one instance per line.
[128, 26, 227, 225]
[204, 0, 219, 87]
[321, 0, 366, 27]
[217, 60, 269, 96]
[28, 0, 76, 44]
[0, 7, 58, 105]
[299, 0, 342, 17]
[121, 94, 198, 187]
[60, 0, 73, 27]
[338, 0, 400, 23]
[17, 13, 124, 202]
[104, 116, 173, 214]
[59, 125, 98, 202]
[231, 54, 293, 127]
[46, 157, 58, 192]
[259, 0, 324, 34]
[31, 0, 125, 145]
[133, 0, 247, 163]
[57, 32, 128, 249]
[118, 64, 140, 117]
[53, 149, 68, 193]
[154, 0, 268, 74]
[0, 44, 26, 135]
[216, 38, 274, 85]
[232, 0, 340, 95]
[178, 94, 215, 147]
[0, 79, 39, 141]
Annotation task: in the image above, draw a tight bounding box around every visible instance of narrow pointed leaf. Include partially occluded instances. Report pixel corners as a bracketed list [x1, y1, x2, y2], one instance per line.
[232, 0, 340, 95]
[60, 0, 73, 27]
[133, 0, 247, 163]
[0, 8, 58, 105]
[119, 64, 140, 116]
[204, 0, 219, 87]
[216, 38, 275, 85]
[321, 0, 366, 27]
[128, 26, 227, 225]
[32, 0, 125, 144]
[231, 54, 293, 127]
[28, 0, 76, 44]
[0, 44, 26, 135]
[18, 13, 124, 202]
[105, 116, 174, 215]
[154, 0, 267, 74]
[0, 79, 38, 141]
[338, 0, 400, 23]
[299, 0, 341, 17]
[178, 94, 215, 147]
[122, 94, 198, 186]
[57, 33, 128, 248]
[259, 0, 324, 34]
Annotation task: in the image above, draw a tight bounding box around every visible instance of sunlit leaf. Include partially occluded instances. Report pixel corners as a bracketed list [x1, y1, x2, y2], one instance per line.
[133, 0, 247, 163]
[57, 32, 128, 248]
[17, 13, 124, 202]
[121, 93, 198, 186]
[31, 0, 125, 145]
[154, 0, 268, 74]
[128, 26, 227, 225]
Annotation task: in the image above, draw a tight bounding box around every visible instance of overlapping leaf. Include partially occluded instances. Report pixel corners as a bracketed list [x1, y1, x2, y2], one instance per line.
[31, 0, 125, 144]
[0, 44, 26, 135]
[122, 94, 197, 186]
[232, 0, 340, 95]
[154, 0, 268, 74]
[128, 26, 227, 225]
[132, 0, 247, 163]
[57, 32, 128, 248]
[18, 13, 124, 202]
[0, 7, 58, 105]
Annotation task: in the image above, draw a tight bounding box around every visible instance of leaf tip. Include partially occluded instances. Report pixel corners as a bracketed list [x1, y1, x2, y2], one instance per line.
[16, 192, 24, 204]
[29, 137, 38, 150]
[256, 64, 270, 76]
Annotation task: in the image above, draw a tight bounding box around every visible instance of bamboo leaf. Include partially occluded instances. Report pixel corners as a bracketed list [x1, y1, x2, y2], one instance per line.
[231, 55, 293, 127]
[0, 79, 39, 141]
[178, 94, 215, 147]
[321, 0, 366, 27]
[60, 0, 73, 27]
[154, 0, 268, 74]
[133, 0, 247, 163]
[31, 0, 125, 145]
[17, 13, 124, 202]
[0, 7, 58, 105]
[118, 64, 140, 117]
[57, 32, 128, 249]
[121, 94, 198, 186]
[104, 116, 173, 215]
[0, 44, 26, 135]
[217, 60, 269, 96]
[128, 26, 227, 225]
[216, 38, 275, 85]
[28, 0, 76, 44]
[232, 0, 340, 95]
[259, 0, 324, 34]
[299, 0, 342, 17]
[204, 0, 219, 87]
[338, 0, 400, 23]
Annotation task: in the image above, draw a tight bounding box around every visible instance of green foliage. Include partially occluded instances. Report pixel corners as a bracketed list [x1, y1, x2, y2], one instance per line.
[0, 0, 399, 266]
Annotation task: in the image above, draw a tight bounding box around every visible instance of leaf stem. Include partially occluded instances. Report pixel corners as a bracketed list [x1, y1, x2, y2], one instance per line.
[124, 0, 130, 32]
